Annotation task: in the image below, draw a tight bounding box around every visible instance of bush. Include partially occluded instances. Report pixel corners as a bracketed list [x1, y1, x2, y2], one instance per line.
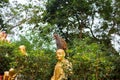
[68, 38, 115, 80]
[15, 50, 56, 80]
[0, 42, 17, 75]
[0, 37, 119, 80]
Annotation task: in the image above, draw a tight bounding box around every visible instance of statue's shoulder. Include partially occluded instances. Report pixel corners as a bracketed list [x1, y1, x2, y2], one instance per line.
[64, 59, 71, 64]
[62, 59, 72, 68]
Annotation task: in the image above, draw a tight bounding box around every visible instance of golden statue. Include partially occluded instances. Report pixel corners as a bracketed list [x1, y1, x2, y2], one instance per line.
[3, 68, 17, 80]
[51, 49, 72, 80]
[3, 71, 9, 80]
[19, 45, 28, 56]
[0, 31, 10, 43]
[8, 68, 17, 80]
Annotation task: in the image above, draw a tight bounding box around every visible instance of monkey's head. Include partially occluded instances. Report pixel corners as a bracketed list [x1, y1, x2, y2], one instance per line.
[54, 34, 58, 39]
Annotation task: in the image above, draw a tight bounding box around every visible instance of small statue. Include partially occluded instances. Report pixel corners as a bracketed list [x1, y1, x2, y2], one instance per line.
[19, 45, 28, 56]
[3, 68, 17, 80]
[8, 68, 17, 80]
[0, 31, 10, 43]
[3, 71, 9, 80]
[51, 49, 72, 80]
[0, 31, 4, 40]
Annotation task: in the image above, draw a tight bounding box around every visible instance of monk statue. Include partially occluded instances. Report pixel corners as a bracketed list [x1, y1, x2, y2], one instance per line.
[0, 31, 4, 40]
[51, 49, 73, 80]
[0, 31, 10, 43]
[3, 68, 17, 80]
[3, 71, 9, 80]
[19, 45, 28, 56]
[8, 68, 17, 80]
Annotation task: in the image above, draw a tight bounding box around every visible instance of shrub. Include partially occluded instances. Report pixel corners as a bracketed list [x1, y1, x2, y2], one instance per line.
[68, 38, 115, 80]
[0, 42, 16, 75]
[15, 50, 56, 80]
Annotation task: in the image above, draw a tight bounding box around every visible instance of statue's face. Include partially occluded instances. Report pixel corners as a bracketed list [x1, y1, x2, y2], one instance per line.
[0, 32, 7, 38]
[56, 49, 65, 61]
[4, 71, 9, 76]
[19, 46, 26, 54]
[0, 32, 4, 38]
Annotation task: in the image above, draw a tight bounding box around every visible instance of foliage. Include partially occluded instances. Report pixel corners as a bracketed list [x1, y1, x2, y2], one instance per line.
[0, 0, 119, 53]
[0, 37, 120, 79]
[111, 55, 120, 79]
[0, 0, 8, 3]
[0, 41, 56, 79]
[14, 35, 34, 53]
[43, 0, 120, 54]
[0, 0, 120, 79]
[0, 0, 9, 32]
[43, 0, 120, 38]
[67, 38, 117, 80]
[0, 0, 55, 49]
[0, 41, 17, 75]
[14, 50, 56, 80]
[0, 0, 45, 32]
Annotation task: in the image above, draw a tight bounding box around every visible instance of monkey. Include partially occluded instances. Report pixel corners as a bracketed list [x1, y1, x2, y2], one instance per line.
[54, 34, 67, 51]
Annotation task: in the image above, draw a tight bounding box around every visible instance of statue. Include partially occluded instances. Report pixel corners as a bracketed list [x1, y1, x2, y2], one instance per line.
[19, 45, 28, 56]
[16, 45, 28, 79]
[0, 32, 4, 40]
[51, 49, 73, 80]
[0, 31, 10, 43]
[3, 68, 17, 80]
[8, 68, 17, 80]
[3, 71, 9, 80]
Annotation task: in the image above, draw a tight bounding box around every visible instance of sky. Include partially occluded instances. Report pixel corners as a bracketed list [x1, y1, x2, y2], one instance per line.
[10, 0, 37, 4]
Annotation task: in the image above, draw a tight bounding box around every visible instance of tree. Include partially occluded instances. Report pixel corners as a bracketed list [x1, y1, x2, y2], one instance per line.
[0, 0, 55, 49]
[0, 0, 9, 31]
[0, 42, 16, 75]
[43, 0, 120, 54]
[0, 0, 119, 53]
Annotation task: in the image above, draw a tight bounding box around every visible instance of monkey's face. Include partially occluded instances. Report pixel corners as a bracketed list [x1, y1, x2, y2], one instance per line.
[53, 34, 58, 39]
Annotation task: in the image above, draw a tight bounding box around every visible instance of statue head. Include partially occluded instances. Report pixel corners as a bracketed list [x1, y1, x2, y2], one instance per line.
[19, 45, 27, 56]
[56, 49, 65, 61]
[0, 32, 3, 38]
[0, 32, 4, 38]
[4, 71, 9, 76]
[0, 31, 7, 39]
[3, 71, 9, 80]
[9, 68, 16, 77]
[3, 32, 7, 38]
